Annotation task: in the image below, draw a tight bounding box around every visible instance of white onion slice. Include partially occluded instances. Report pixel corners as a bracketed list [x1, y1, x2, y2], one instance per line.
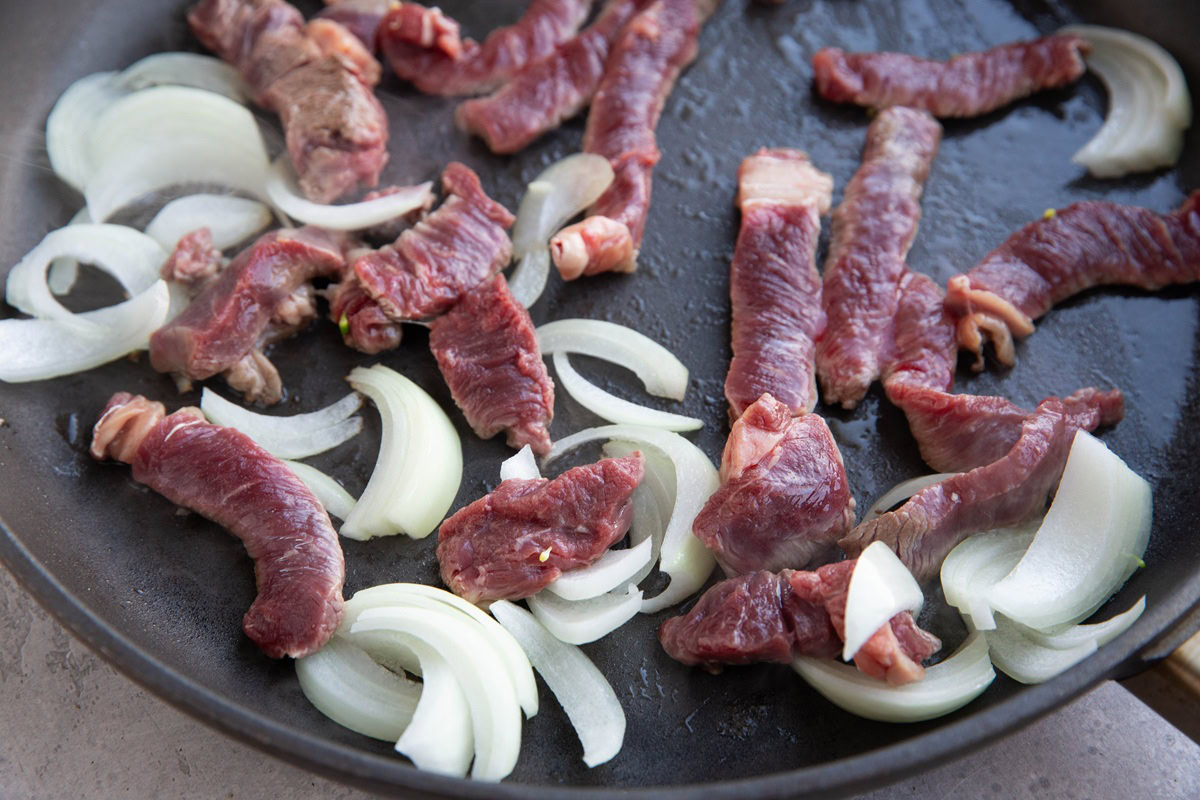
[116, 52, 250, 102]
[552, 352, 703, 432]
[282, 460, 357, 521]
[792, 632, 996, 723]
[499, 445, 541, 482]
[294, 637, 419, 742]
[1060, 25, 1192, 178]
[545, 538, 655, 602]
[0, 280, 170, 383]
[45, 71, 123, 192]
[491, 600, 626, 768]
[547, 425, 718, 613]
[526, 586, 643, 645]
[47, 208, 93, 296]
[983, 618, 1097, 685]
[1020, 596, 1145, 651]
[988, 431, 1152, 631]
[864, 473, 958, 520]
[536, 320, 690, 401]
[341, 365, 463, 540]
[508, 154, 615, 307]
[200, 388, 364, 460]
[940, 523, 1039, 630]
[842, 542, 924, 661]
[145, 194, 273, 251]
[603, 441, 671, 590]
[265, 158, 434, 231]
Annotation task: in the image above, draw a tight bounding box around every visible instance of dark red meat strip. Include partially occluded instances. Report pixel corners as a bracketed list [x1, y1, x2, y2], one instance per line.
[326, 274, 404, 354]
[693, 394, 855, 575]
[90, 393, 345, 659]
[725, 149, 833, 418]
[315, 0, 392, 51]
[880, 270, 958, 397]
[815, 107, 942, 410]
[380, 0, 592, 96]
[945, 192, 1200, 369]
[812, 34, 1088, 118]
[429, 275, 555, 455]
[456, 0, 650, 154]
[437, 453, 644, 603]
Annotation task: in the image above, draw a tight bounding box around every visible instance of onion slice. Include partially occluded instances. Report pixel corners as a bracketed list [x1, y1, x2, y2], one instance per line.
[491, 600, 626, 768]
[552, 352, 703, 432]
[526, 586, 643, 645]
[116, 52, 250, 102]
[281, 461, 357, 521]
[841, 542, 924, 661]
[500, 445, 541, 482]
[340, 365, 463, 540]
[1020, 596, 1145, 651]
[940, 523, 1039, 630]
[45, 71, 123, 192]
[294, 637, 419, 742]
[792, 632, 996, 723]
[536, 320, 690, 401]
[864, 473, 958, 520]
[47, 208, 93, 296]
[603, 441, 670, 589]
[145, 194, 273, 250]
[545, 538, 655, 602]
[983, 618, 1097, 685]
[265, 158, 434, 231]
[200, 388, 363, 460]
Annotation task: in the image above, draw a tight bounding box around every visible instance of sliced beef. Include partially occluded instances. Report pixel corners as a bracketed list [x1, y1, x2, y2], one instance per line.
[429, 275, 555, 455]
[724, 149, 833, 418]
[379, 0, 592, 96]
[91, 393, 345, 659]
[161, 228, 223, 289]
[812, 34, 1089, 118]
[326, 274, 404, 354]
[693, 394, 855, 575]
[437, 453, 645, 603]
[879, 270, 958, 396]
[815, 107, 942, 410]
[315, 0, 392, 51]
[945, 192, 1200, 369]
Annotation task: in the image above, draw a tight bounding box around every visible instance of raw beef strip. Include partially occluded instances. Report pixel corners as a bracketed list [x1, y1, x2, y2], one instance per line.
[91, 393, 345, 659]
[659, 563, 940, 685]
[724, 149, 833, 418]
[945, 193, 1200, 369]
[429, 275, 555, 455]
[326, 274, 404, 354]
[880, 270, 958, 396]
[456, 0, 651, 154]
[815, 107, 942, 410]
[161, 228, 224, 289]
[812, 35, 1088, 118]
[315, 0, 392, 51]
[840, 394, 1112, 582]
[693, 394, 855, 575]
[437, 453, 644, 603]
[354, 162, 515, 322]
[379, 0, 593, 96]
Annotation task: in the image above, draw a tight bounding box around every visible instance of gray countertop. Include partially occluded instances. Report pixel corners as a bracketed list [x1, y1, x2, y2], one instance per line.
[2, 564, 1197, 799]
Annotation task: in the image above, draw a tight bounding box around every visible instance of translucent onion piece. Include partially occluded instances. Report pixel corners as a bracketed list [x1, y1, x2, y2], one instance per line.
[792, 632, 996, 723]
[491, 600, 626, 768]
[265, 158, 434, 231]
[536, 320, 690, 400]
[864, 473, 958, 520]
[85, 86, 271, 222]
[603, 441, 671, 590]
[508, 154, 615, 307]
[526, 586, 643, 645]
[547, 425, 718, 613]
[48, 208, 93, 296]
[295, 637, 419, 742]
[1020, 596, 1145, 651]
[200, 388, 364, 460]
[841, 542, 924, 661]
[0, 280, 171, 383]
[552, 352, 703, 432]
[545, 538, 655, 602]
[341, 366, 463, 540]
[352, 607, 523, 782]
[499, 445, 541, 482]
[940, 524, 1038, 630]
[987, 431, 1152, 631]
[983, 618, 1097, 685]
[145, 194, 273, 251]
[116, 52, 250, 102]
[45, 71, 123, 192]
[282, 460, 357, 521]
[1061, 25, 1192, 178]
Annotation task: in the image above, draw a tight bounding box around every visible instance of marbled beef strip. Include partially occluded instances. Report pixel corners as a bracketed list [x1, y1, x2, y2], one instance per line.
[945, 192, 1200, 369]
[90, 393, 345, 659]
[815, 107, 942, 410]
[437, 453, 644, 603]
[430, 274, 555, 455]
[659, 564, 940, 685]
[812, 34, 1088, 118]
[693, 394, 855, 575]
[724, 149, 833, 418]
[379, 0, 593, 96]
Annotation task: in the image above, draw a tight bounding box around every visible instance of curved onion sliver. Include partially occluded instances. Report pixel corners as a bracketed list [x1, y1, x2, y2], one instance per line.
[552, 352, 703, 432]
[864, 473, 958, 520]
[265, 158, 434, 231]
[145, 194, 273, 251]
[940, 523, 1039, 630]
[526, 586, 643, 645]
[603, 440, 672, 590]
[200, 388, 363, 459]
[281, 460, 357, 521]
[294, 637, 419, 742]
[45, 72, 123, 192]
[116, 52, 250, 102]
[536, 319, 690, 400]
[545, 538, 654, 602]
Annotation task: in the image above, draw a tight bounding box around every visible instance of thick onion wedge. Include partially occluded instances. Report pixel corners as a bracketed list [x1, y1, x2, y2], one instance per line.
[527, 586, 643, 645]
[792, 632, 995, 723]
[491, 600, 626, 768]
[536, 320, 690, 400]
[340, 366, 463, 540]
[547, 425, 718, 613]
[45, 71, 123, 192]
[545, 538, 655, 602]
[940, 524, 1039, 630]
[842, 542, 924, 661]
[499, 445, 541, 482]
[864, 473, 958, 520]
[265, 158, 434, 231]
[508, 154, 615, 307]
[145, 194, 273, 250]
[116, 52, 250, 102]
[294, 637, 419, 742]
[281, 461, 357, 521]
[552, 352, 703, 432]
[200, 389, 363, 460]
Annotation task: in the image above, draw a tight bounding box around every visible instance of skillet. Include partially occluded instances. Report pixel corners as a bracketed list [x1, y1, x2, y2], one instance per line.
[1, 0, 1199, 796]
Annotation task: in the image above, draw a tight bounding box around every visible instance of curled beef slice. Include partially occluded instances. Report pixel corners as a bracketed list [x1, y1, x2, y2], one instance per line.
[437, 453, 645, 603]
[326, 275, 404, 354]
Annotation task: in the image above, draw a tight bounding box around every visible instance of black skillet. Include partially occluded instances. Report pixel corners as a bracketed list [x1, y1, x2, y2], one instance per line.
[2, 0, 1199, 797]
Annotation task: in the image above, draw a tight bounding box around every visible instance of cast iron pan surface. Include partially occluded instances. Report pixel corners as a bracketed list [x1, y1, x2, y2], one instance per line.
[2, 0, 1199, 797]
